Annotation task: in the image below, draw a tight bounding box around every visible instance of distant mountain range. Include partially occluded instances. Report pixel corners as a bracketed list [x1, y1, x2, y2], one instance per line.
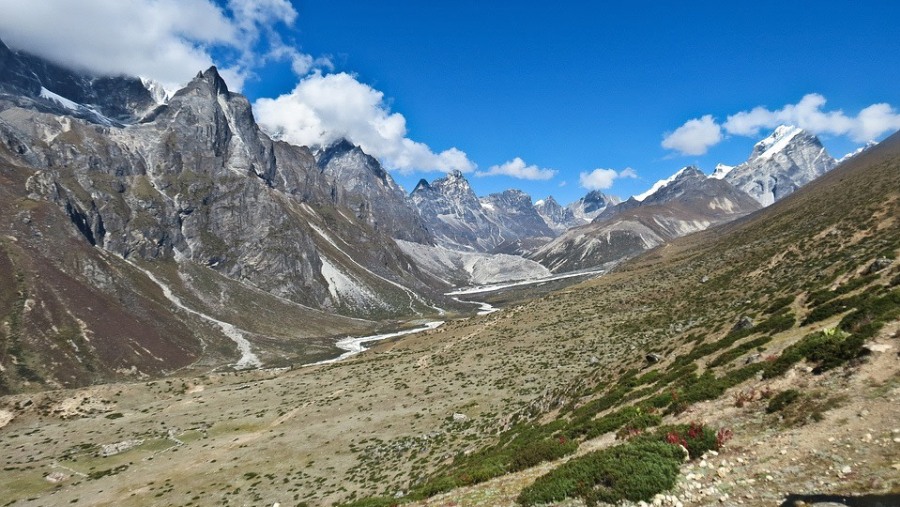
[530, 125, 845, 272]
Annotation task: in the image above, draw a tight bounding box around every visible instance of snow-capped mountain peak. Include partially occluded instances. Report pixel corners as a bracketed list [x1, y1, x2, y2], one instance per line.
[725, 125, 836, 206]
[710, 163, 734, 180]
[838, 140, 878, 164]
[750, 124, 805, 161]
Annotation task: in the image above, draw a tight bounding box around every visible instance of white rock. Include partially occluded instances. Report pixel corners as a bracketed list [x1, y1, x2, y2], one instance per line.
[841, 465, 852, 474]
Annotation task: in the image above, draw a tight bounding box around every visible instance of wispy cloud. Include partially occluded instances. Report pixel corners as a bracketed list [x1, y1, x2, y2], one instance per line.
[476, 157, 557, 180]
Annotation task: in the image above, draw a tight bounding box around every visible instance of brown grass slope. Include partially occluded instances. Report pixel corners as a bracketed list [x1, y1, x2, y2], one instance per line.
[0, 133, 897, 506]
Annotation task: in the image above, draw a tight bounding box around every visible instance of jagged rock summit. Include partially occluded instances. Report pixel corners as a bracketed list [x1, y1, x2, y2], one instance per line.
[568, 190, 621, 223]
[724, 125, 837, 206]
[410, 170, 553, 252]
[534, 196, 580, 232]
[315, 138, 432, 244]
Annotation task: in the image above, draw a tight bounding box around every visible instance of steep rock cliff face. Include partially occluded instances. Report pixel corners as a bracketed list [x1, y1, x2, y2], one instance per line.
[315, 139, 433, 244]
[0, 45, 450, 389]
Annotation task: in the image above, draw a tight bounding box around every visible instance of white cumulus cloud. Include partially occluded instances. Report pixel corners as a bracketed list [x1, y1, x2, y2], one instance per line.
[476, 157, 557, 180]
[0, 0, 328, 92]
[661, 115, 723, 156]
[579, 167, 638, 191]
[723, 93, 900, 142]
[663, 94, 900, 155]
[253, 72, 475, 174]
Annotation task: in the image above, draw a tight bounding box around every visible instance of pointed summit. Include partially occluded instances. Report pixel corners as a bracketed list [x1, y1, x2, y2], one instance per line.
[725, 125, 836, 206]
[199, 66, 229, 96]
[711, 163, 734, 180]
[412, 178, 432, 194]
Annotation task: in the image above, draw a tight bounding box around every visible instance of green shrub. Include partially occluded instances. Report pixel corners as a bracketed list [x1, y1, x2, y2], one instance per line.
[763, 326, 868, 379]
[517, 441, 682, 506]
[766, 389, 801, 413]
[765, 295, 795, 314]
[708, 336, 773, 367]
[337, 497, 401, 507]
[801, 294, 862, 326]
[754, 311, 795, 334]
[509, 437, 578, 471]
[655, 423, 719, 459]
[838, 288, 900, 340]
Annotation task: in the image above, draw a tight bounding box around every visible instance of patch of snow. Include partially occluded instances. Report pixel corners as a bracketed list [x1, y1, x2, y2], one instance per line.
[319, 256, 380, 307]
[39, 87, 80, 110]
[755, 125, 803, 161]
[633, 167, 690, 201]
[140, 77, 173, 104]
[707, 197, 736, 212]
[838, 140, 878, 164]
[710, 163, 734, 180]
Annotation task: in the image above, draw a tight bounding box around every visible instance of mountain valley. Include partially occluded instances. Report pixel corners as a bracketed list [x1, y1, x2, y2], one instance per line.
[0, 29, 898, 507]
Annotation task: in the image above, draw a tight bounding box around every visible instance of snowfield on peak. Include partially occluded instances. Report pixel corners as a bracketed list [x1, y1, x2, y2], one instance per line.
[633, 166, 691, 201]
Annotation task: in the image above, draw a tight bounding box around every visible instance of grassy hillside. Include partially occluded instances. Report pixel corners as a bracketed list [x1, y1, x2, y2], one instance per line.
[0, 133, 898, 506]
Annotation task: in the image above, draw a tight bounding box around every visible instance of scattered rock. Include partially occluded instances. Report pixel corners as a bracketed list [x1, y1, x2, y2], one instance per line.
[700, 275, 710, 284]
[864, 257, 892, 275]
[98, 439, 143, 457]
[733, 316, 754, 331]
[0, 409, 14, 429]
[646, 353, 662, 364]
[45, 472, 69, 483]
[452, 413, 468, 422]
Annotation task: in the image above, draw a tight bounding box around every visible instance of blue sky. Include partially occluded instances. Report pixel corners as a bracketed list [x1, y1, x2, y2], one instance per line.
[1, 1, 898, 204]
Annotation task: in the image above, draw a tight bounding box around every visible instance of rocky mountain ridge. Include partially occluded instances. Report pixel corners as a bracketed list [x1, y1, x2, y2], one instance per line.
[0, 42, 464, 389]
[724, 125, 837, 206]
[410, 170, 555, 252]
[531, 165, 762, 272]
[529, 126, 842, 272]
